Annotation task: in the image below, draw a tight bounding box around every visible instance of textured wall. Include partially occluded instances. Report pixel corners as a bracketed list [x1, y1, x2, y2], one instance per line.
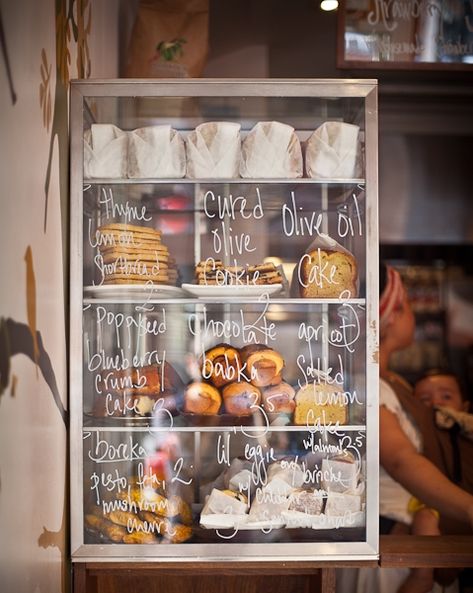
[0, 1, 117, 592]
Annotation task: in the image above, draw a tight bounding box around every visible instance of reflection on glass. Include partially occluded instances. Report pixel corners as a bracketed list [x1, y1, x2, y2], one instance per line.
[343, 0, 473, 65]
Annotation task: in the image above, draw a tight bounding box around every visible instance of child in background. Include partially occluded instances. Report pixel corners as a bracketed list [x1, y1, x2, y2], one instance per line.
[414, 370, 469, 414]
[401, 370, 473, 593]
[414, 369, 473, 443]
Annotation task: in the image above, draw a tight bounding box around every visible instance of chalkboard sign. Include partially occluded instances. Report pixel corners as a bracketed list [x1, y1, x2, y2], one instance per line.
[338, 0, 473, 69]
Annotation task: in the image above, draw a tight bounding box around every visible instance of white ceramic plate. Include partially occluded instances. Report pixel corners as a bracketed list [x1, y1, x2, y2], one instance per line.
[200, 514, 286, 531]
[200, 511, 364, 531]
[282, 510, 365, 530]
[84, 284, 185, 299]
[237, 518, 286, 530]
[182, 283, 283, 298]
[200, 514, 249, 530]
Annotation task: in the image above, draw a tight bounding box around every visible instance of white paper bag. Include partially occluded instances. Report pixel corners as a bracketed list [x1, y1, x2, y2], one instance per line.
[84, 124, 128, 179]
[128, 125, 186, 178]
[185, 122, 241, 178]
[305, 121, 360, 179]
[240, 121, 303, 178]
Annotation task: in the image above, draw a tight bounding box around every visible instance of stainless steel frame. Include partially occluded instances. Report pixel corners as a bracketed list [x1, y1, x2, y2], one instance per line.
[70, 79, 379, 562]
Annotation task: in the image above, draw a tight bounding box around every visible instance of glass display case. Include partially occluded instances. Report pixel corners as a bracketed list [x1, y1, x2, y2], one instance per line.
[70, 79, 379, 561]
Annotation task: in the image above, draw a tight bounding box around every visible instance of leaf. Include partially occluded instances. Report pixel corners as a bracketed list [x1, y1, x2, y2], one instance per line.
[39, 84, 45, 106]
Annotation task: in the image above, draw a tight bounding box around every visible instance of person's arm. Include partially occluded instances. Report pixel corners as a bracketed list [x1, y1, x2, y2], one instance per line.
[380, 406, 473, 529]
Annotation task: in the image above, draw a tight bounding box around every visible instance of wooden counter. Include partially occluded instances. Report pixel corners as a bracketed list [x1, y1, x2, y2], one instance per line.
[73, 536, 473, 593]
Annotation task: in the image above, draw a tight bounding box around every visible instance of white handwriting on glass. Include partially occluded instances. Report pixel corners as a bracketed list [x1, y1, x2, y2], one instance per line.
[188, 298, 276, 344]
[88, 435, 147, 463]
[99, 186, 151, 224]
[204, 188, 264, 256]
[95, 305, 167, 349]
[298, 303, 362, 354]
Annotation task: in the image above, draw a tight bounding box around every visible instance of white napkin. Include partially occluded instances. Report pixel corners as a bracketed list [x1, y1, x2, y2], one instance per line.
[128, 125, 185, 178]
[84, 124, 128, 179]
[185, 122, 241, 178]
[240, 121, 303, 178]
[305, 121, 360, 179]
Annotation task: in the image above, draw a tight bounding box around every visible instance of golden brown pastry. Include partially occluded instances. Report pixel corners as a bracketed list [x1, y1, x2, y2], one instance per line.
[122, 531, 159, 544]
[139, 509, 165, 525]
[240, 344, 284, 387]
[298, 248, 358, 298]
[262, 381, 296, 414]
[222, 382, 262, 416]
[163, 521, 193, 543]
[184, 381, 222, 415]
[85, 513, 127, 543]
[138, 511, 192, 543]
[103, 509, 140, 527]
[116, 487, 181, 518]
[201, 343, 242, 388]
[98, 222, 163, 238]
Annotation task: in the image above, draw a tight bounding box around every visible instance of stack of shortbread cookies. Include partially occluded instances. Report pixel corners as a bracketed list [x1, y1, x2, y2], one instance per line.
[97, 222, 178, 285]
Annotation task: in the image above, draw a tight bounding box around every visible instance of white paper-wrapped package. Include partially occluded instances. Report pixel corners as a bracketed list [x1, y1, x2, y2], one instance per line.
[324, 492, 361, 516]
[267, 459, 305, 489]
[128, 125, 186, 178]
[185, 122, 241, 178]
[84, 124, 128, 179]
[305, 121, 360, 179]
[240, 121, 303, 178]
[321, 458, 359, 494]
[201, 488, 248, 516]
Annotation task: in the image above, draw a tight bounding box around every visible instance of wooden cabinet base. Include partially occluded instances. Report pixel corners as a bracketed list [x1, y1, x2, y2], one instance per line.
[72, 562, 368, 593]
[73, 537, 473, 593]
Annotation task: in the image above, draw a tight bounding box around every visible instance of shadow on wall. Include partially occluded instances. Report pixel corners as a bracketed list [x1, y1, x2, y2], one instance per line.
[0, 2, 92, 592]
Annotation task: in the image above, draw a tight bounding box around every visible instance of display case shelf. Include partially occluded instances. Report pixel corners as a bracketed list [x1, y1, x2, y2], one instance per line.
[83, 297, 367, 305]
[85, 178, 366, 185]
[82, 424, 367, 433]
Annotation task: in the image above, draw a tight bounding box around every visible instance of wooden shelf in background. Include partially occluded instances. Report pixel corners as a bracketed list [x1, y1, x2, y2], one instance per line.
[380, 535, 473, 568]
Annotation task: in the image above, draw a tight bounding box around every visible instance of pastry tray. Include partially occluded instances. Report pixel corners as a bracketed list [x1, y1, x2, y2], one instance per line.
[200, 510, 365, 531]
[181, 283, 283, 298]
